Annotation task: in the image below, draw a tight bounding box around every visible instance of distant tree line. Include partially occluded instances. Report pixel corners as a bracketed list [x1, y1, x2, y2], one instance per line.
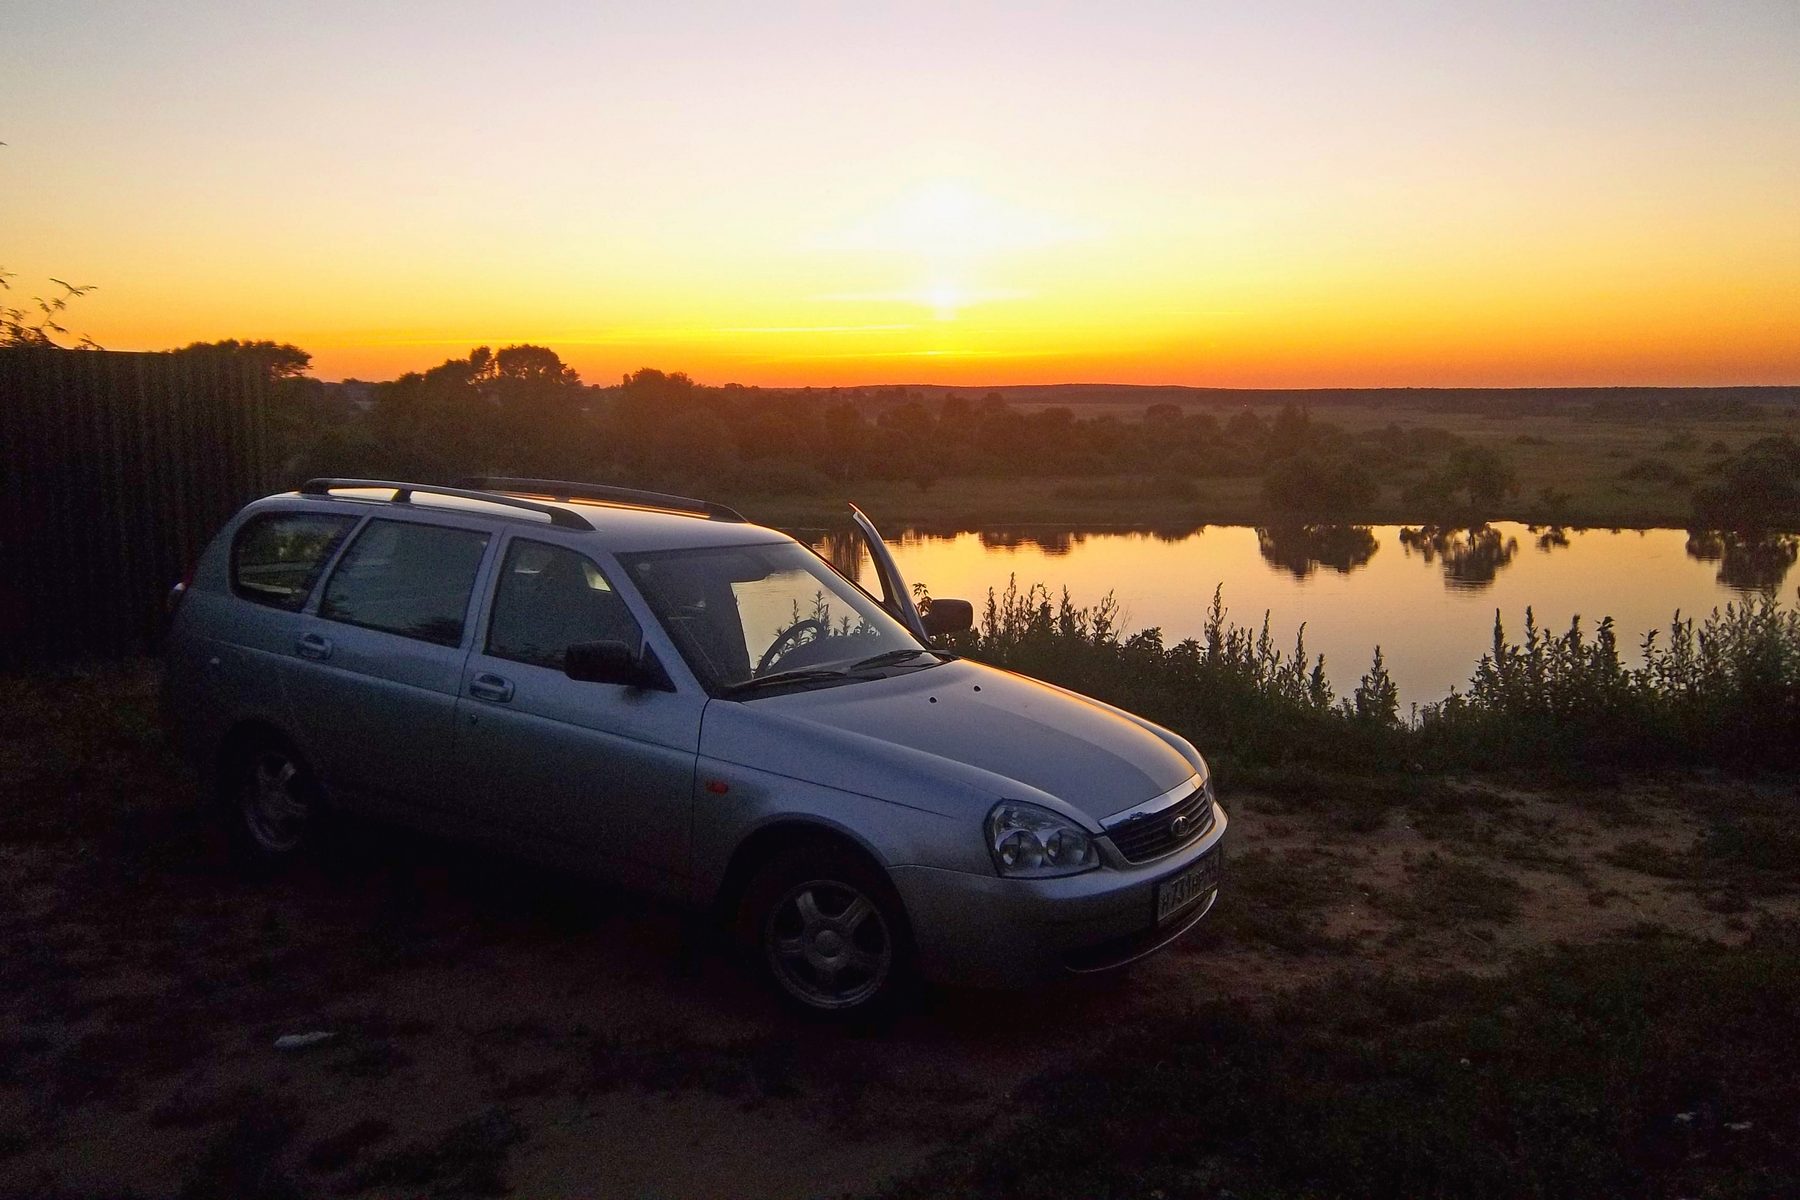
[209, 341, 1521, 518]
[89, 340, 1798, 531]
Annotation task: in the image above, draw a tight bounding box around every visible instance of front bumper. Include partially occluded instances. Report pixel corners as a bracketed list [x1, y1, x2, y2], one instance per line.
[890, 802, 1227, 988]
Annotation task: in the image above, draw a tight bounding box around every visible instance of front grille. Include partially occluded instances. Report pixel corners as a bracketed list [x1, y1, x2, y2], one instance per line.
[1105, 783, 1214, 863]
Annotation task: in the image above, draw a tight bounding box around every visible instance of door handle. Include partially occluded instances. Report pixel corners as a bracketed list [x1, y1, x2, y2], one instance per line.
[468, 672, 514, 703]
[295, 632, 333, 661]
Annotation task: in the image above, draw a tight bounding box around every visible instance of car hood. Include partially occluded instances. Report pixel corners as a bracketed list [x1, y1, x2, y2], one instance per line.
[706, 659, 1198, 824]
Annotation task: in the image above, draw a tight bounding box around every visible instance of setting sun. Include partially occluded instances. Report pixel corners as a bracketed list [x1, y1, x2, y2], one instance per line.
[3, 3, 1797, 386]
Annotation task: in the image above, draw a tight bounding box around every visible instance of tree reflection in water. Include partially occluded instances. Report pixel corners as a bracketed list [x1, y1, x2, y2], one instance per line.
[810, 525, 1119, 586]
[1398, 525, 1521, 589]
[1255, 525, 1379, 579]
[1684, 531, 1800, 593]
[977, 528, 1077, 556]
[1531, 525, 1572, 552]
[813, 529, 866, 585]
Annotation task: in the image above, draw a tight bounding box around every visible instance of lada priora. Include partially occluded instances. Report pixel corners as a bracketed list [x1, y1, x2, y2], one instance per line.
[165, 477, 1226, 1015]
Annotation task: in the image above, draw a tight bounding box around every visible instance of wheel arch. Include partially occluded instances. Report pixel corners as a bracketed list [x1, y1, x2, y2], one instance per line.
[709, 818, 906, 933]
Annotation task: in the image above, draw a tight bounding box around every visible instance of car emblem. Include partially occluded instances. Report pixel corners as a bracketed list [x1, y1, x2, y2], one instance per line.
[1170, 812, 1191, 837]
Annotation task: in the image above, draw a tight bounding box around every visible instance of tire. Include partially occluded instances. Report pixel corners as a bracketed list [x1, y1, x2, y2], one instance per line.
[223, 734, 319, 865]
[738, 840, 915, 1020]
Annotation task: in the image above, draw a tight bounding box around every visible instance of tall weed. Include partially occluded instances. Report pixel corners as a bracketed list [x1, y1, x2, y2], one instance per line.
[946, 578, 1800, 771]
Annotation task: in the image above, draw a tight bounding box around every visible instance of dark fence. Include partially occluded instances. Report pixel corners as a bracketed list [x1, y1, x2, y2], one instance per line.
[1, 349, 268, 668]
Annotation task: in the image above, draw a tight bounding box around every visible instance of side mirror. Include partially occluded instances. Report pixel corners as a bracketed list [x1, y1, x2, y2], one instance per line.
[565, 640, 663, 689]
[920, 597, 974, 637]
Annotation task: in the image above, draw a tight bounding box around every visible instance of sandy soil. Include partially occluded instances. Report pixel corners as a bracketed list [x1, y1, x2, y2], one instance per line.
[3, 713, 1794, 1200]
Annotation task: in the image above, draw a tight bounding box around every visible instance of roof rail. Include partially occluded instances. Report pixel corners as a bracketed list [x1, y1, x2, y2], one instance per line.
[454, 477, 747, 523]
[298, 478, 594, 530]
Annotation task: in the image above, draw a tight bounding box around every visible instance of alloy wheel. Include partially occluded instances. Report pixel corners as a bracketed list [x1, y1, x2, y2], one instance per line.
[764, 878, 893, 1011]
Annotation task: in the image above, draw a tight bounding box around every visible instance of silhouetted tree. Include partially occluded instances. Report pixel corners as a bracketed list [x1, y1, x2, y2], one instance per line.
[0, 268, 98, 348]
[1262, 453, 1378, 517]
[1405, 446, 1518, 518]
[169, 339, 311, 379]
[1692, 436, 1800, 530]
[1267, 403, 1314, 458]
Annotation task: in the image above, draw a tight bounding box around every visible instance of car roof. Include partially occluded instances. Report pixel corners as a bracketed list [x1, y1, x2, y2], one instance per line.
[258, 480, 795, 554]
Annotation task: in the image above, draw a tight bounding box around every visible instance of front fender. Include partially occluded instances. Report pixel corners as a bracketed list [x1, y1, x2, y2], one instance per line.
[685, 753, 987, 909]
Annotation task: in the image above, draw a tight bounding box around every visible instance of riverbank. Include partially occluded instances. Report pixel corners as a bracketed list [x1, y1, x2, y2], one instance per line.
[2, 664, 1795, 1198]
[727, 472, 1707, 531]
[720, 399, 1799, 530]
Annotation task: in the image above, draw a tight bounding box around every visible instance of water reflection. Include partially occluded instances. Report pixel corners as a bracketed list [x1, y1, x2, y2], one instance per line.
[1397, 525, 1520, 590]
[1531, 525, 1572, 552]
[810, 521, 1796, 707]
[1255, 525, 1379, 579]
[1684, 530, 1800, 593]
[975, 528, 1077, 556]
[815, 529, 865, 585]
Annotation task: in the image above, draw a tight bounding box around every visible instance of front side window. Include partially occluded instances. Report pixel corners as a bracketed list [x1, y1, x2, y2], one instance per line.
[231, 512, 357, 611]
[318, 519, 490, 646]
[487, 539, 642, 669]
[622, 541, 925, 690]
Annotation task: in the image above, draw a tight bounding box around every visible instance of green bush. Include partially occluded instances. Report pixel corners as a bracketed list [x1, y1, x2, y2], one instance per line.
[948, 579, 1800, 772]
[1693, 436, 1800, 529]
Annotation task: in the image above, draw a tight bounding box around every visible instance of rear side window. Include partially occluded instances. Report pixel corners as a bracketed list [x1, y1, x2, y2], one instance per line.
[487, 540, 642, 669]
[318, 519, 490, 647]
[231, 513, 357, 611]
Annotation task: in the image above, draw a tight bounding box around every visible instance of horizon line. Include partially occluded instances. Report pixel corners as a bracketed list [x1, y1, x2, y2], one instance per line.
[310, 369, 1800, 393]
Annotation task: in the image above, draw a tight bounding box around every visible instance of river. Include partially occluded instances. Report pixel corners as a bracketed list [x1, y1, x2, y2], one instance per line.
[819, 523, 1798, 707]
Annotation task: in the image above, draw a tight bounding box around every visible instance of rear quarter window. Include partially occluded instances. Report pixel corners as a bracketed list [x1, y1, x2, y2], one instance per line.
[231, 513, 358, 611]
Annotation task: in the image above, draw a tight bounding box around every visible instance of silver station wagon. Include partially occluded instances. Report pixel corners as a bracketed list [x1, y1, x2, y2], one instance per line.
[165, 478, 1227, 1015]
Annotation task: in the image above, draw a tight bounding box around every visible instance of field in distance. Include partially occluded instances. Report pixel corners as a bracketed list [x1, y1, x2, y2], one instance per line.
[736, 388, 1800, 530]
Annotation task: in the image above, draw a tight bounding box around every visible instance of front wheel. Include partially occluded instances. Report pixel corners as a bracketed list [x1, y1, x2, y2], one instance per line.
[740, 843, 914, 1018]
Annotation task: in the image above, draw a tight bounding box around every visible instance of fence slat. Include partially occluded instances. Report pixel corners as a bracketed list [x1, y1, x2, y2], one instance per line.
[0, 348, 269, 669]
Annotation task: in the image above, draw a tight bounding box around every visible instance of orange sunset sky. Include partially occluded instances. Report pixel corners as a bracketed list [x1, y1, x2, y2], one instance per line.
[3, 1, 1797, 388]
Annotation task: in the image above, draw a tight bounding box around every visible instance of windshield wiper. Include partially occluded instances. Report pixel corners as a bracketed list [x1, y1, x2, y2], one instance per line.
[847, 647, 957, 670]
[719, 667, 854, 698]
[722, 648, 957, 698]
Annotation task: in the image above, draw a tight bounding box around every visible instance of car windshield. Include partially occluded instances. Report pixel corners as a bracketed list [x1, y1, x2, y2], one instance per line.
[619, 541, 931, 693]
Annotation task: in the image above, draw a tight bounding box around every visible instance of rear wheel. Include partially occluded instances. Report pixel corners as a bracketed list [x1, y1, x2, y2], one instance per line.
[740, 842, 913, 1018]
[225, 736, 317, 862]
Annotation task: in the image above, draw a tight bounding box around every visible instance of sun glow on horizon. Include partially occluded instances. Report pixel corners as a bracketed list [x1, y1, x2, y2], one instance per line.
[3, 2, 1797, 388]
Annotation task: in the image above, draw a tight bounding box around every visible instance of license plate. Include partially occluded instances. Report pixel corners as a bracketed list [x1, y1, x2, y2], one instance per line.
[1156, 850, 1221, 924]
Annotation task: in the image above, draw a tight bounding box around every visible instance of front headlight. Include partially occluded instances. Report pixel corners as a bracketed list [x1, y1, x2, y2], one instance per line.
[985, 800, 1099, 878]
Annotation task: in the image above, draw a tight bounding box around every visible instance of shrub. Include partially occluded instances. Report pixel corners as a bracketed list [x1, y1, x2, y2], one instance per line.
[949, 579, 1800, 773]
[1620, 457, 1688, 486]
[1260, 452, 1377, 516]
[1692, 436, 1800, 529]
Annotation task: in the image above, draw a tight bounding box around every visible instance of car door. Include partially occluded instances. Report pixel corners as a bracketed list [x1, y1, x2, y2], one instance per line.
[177, 508, 361, 756]
[449, 533, 705, 896]
[280, 515, 495, 812]
[849, 504, 929, 639]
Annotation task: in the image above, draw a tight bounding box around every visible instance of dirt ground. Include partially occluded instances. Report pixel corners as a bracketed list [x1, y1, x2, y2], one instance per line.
[3, 668, 1796, 1199]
